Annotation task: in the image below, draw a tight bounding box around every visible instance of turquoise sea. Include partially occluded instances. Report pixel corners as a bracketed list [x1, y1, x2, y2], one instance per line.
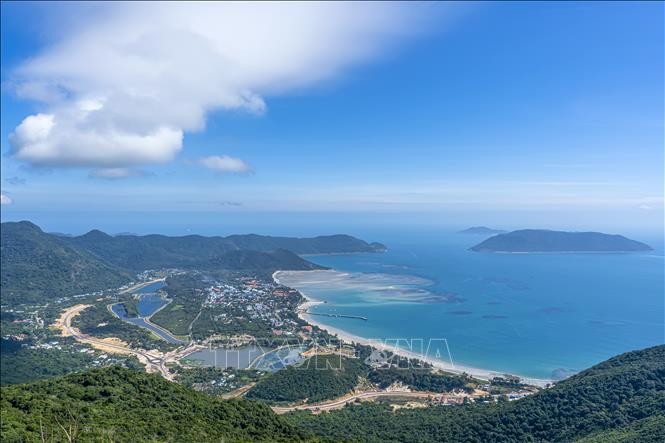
[279, 230, 664, 380]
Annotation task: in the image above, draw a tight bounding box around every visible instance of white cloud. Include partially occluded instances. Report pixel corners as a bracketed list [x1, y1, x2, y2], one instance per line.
[89, 168, 153, 180]
[0, 194, 13, 205]
[199, 155, 252, 174]
[10, 113, 182, 167]
[8, 2, 440, 169]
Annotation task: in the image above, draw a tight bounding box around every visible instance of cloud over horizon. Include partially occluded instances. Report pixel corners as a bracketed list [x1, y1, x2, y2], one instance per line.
[7, 2, 436, 172]
[199, 155, 252, 174]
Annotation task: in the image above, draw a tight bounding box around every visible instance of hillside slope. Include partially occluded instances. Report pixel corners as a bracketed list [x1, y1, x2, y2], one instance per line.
[0, 366, 310, 442]
[1, 346, 663, 442]
[0, 222, 131, 304]
[290, 345, 665, 442]
[212, 249, 326, 272]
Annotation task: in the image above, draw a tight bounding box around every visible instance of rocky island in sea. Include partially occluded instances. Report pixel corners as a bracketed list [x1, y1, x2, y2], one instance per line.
[470, 229, 652, 253]
[458, 226, 506, 235]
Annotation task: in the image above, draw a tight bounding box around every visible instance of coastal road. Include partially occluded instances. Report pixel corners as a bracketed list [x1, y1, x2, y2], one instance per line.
[271, 390, 460, 414]
[59, 304, 174, 380]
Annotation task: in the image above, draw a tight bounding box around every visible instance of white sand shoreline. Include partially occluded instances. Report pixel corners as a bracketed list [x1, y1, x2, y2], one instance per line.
[273, 270, 552, 388]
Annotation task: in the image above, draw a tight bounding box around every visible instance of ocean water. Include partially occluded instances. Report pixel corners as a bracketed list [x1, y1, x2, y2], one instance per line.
[279, 230, 664, 380]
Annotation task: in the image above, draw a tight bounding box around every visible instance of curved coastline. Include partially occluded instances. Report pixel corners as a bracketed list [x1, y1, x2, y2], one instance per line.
[273, 270, 552, 387]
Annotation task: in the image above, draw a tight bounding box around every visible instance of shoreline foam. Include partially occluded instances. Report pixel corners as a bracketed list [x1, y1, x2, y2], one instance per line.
[274, 270, 552, 388]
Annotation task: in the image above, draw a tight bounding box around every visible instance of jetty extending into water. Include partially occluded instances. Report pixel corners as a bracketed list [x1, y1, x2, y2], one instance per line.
[305, 311, 367, 321]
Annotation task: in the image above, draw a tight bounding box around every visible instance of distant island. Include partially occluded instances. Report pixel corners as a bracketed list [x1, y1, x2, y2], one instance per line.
[458, 226, 506, 235]
[471, 229, 652, 253]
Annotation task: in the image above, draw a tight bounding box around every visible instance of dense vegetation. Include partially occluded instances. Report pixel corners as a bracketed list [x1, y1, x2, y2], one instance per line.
[290, 345, 665, 442]
[2, 346, 663, 442]
[1, 221, 382, 306]
[64, 228, 384, 271]
[576, 415, 665, 442]
[471, 229, 652, 252]
[247, 355, 368, 404]
[0, 338, 142, 385]
[211, 248, 325, 272]
[150, 273, 206, 336]
[367, 367, 474, 393]
[0, 221, 131, 304]
[1, 366, 310, 442]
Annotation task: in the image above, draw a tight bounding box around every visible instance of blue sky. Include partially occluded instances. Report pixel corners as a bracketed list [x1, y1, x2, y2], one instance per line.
[1, 2, 663, 236]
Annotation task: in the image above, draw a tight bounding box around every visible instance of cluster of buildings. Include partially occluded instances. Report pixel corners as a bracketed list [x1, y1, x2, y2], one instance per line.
[202, 277, 303, 336]
[134, 269, 182, 283]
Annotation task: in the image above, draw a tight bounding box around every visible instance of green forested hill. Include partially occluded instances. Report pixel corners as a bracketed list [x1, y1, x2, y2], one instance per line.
[64, 230, 385, 270]
[247, 355, 368, 404]
[2, 346, 663, 442]
[290, 345, 665, 442]
[211, 249, 325, 272]
[0, 221, 132, 304]
[0, 366, 311, 442]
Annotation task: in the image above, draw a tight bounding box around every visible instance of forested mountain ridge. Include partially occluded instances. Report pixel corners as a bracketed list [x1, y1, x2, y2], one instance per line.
[1, 221, 381, 303]
[0, 221, 132, 304]
[1, 345, 663, 442]
[63, 227, 385, 270]
[211, 249, 326, 272]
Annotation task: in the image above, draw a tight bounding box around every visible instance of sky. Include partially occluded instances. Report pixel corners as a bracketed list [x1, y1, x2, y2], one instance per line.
[1, 1, 663, 237]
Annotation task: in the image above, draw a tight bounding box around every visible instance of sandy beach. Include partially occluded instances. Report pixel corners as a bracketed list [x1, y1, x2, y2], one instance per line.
[274, 270, 552, 387]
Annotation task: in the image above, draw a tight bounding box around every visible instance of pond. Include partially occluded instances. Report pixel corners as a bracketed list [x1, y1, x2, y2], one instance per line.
[185, 345, 265, 369]
[251, 345, 307, 371]
[111, 281, 186, 344]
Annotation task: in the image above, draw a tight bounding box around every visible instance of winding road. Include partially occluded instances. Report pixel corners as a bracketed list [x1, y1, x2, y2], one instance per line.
[59, 304, 174, 379]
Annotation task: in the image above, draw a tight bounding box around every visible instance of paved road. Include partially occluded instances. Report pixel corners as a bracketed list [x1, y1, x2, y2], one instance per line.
[61, 304, 174, 379]
[222, 382, 257, 399]
[271, 390, 452, 414]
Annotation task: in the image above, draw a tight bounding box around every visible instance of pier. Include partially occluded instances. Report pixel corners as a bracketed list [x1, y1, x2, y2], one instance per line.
[306, 311, 367, 321]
